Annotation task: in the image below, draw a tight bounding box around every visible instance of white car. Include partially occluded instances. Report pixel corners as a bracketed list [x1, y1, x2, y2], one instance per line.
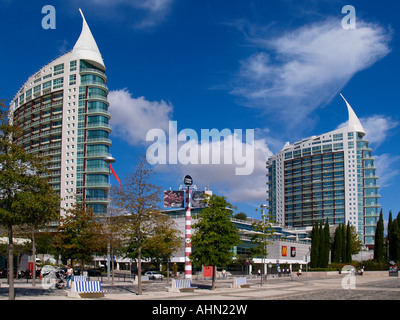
[145, 271, 164, 280]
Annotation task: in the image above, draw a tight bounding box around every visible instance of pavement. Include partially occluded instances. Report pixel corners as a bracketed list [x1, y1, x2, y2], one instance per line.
[1, 272, 400, 301]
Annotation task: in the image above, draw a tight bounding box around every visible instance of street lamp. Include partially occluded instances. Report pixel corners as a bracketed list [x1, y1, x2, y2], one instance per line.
[103, 156, 115, 281]
[260, 204, 268, 286]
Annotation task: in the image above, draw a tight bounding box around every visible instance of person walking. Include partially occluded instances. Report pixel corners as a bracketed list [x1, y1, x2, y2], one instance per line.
[65, 265, 74, 289]
[222, 269, 226, 279]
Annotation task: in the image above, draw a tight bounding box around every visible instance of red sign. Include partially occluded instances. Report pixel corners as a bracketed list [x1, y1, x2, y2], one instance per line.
[282, 246, 287, 257]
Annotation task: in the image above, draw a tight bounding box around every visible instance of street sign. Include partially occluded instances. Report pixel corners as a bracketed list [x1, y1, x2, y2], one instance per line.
[184, 175, 193, 186]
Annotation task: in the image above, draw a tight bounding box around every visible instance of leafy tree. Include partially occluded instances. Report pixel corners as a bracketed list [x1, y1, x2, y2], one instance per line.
[310, 221, 320, 268]
[331, 224, 343, 263]
[374, 210, 385, 262]
[14, 189, 59, 286]
[349, 224, 362, 255]
[345, 221, 352, 263]
[0, 101, 59, 299]
[388, 211, 400, 262]
[54, 201, 105, 267]
[142, 214, 182, 283]
[233, 212, 248, 221]
[111, 154, 162, 295]
[320, 219, 330, 268]
[190, 195, 241, 290]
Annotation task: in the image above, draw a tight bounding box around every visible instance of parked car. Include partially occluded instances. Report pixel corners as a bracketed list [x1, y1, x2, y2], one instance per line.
[145, 271, 164, 280]
[73, 268, 81, 275]
[0, 268, 7, 278]
[86, 269, 102, 277]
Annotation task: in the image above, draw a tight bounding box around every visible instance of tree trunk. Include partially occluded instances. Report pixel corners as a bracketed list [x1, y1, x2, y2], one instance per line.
[167, 260, 170, 284]
[211, 265, 216, 290]
[32, 230, 36, 286]
[111, 246, 115, 285]
[8, 225, 15, 300]
[137, 239, 142, 295]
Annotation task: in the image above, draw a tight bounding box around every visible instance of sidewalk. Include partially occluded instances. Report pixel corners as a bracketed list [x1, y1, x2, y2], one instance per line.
[1, 273, 399, 300]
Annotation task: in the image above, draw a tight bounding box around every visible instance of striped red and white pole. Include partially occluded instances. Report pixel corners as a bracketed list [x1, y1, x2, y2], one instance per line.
[184, 186, 192, 279]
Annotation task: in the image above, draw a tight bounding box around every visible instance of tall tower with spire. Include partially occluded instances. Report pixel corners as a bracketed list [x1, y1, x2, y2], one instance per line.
[266, 95, 380, 248]
[10, 10, 112, 222]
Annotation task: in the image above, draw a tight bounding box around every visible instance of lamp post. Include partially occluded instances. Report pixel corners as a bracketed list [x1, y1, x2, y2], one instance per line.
[260, 204, 268, 285]
[103, 156, 115, 281]
[180, 175, 196, 280]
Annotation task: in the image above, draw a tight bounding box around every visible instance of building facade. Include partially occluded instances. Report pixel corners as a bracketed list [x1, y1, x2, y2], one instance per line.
[163, 208, 311, 271]
[9, 10, 112, 220]
[266, 95, 380, 247]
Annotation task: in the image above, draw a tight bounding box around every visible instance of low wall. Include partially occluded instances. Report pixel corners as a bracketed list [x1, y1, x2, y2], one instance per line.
[307, 270, 389, 277]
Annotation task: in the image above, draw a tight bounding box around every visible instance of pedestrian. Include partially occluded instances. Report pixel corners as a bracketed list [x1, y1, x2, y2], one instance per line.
[66, 265, 74, 289]
[222, 269, 226, 279]
[297, 268, 302, 277]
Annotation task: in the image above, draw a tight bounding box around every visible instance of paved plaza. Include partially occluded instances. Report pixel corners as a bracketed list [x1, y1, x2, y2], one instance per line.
[1, 272, 399, 301]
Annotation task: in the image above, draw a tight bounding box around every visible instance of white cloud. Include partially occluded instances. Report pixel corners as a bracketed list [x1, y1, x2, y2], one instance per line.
[76, 0, 174, 29]
[374, 154, 400, 188]
[360, 115, 398, 147]
[151, 131, 273, 204]
[337, 114, 398, 147]
[231, 18, 392, 129]
[108, 89, 173, 145]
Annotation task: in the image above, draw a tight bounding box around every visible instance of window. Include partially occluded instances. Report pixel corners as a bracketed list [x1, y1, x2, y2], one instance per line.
[53, 63, 64, 76]
[333, 133, 343, 141]
[70, 60, 77, 71]
[69, 74, 76, 85]
[333, 143, 343, 151]
[43, 81, 51, 89]
[53, 77, 63, 89]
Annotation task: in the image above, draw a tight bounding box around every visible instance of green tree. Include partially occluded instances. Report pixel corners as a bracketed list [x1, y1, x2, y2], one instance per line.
[233, 212, 248, 221]
[388, 211, 400, 262]
[190, 195, 241, 290]
[142, 214, 182, 284]
[54, 201, 105, 267]
[111, 154, 162, 295]
[14, 189, 59, 286]
[0, 102, 59, 299]
[374, 210, 385, 262]
[331, 224, 343, 263]
[349, 224, 363, 255]
[310, 221, 320, 268]
[320, 219, 330, 268]
[345, 221, 352, 263]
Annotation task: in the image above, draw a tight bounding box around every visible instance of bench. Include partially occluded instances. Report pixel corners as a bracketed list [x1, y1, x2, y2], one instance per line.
[232, 277, 251, 288]
[69, 280, 107, 298]
[168, 279, 198, 293]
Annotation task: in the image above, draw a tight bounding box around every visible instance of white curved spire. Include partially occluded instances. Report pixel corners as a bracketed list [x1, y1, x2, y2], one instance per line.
[340, 93, 365, 136]
[72, 9, 105, 70]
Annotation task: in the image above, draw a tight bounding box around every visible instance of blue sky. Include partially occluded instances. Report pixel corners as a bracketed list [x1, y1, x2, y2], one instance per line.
[1, 0, 399, 221]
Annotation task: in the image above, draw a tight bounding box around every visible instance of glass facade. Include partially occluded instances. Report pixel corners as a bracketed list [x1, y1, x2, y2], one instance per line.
[10, 13, 112, 221]
[267, 126, 380, 247]
[78, 60, 111, 216]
